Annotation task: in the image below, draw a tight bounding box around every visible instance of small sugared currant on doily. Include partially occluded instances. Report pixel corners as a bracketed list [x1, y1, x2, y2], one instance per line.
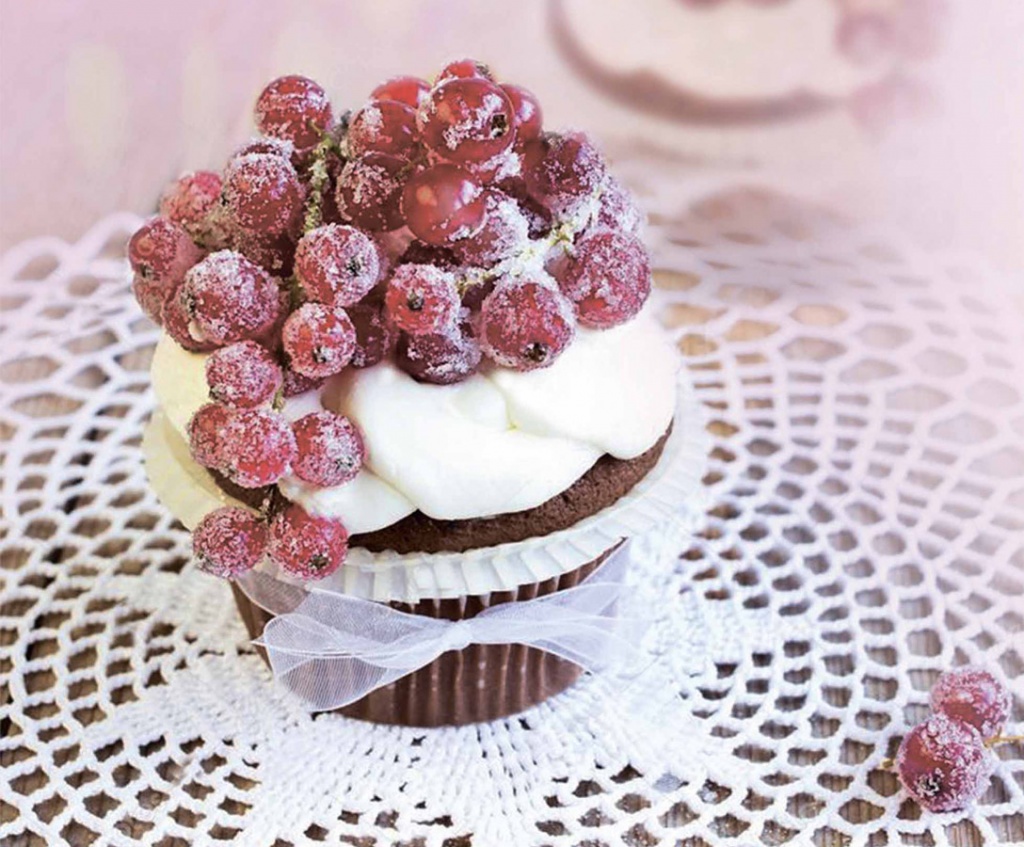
[192, 507, 268, 579]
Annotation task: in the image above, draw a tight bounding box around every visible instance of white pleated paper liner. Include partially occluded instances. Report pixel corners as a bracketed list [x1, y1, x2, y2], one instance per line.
[143, 374, 709, 603]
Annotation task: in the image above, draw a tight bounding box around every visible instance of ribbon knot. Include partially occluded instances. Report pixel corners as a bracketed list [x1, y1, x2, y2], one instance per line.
[239, 541, 645, 712]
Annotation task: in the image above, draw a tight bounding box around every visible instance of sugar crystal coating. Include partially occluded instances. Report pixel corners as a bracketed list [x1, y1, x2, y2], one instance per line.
[254, 75, 333, 152]
[419, 78, 515, 165]
[384, 264, 460, 335]
[192, 507, 267, 578]
[205, 340, 283, 408]
[295, 224, 380, 306]
[452, 189, 529, 266]
[219, 408, 297, 488]
[401, 164, 486, 246]
[930, 666, 1012, 739]
[560, 229, 651, 328]
[480, 275, 576, 371]
[187, 402, 236, 469]
[282, 302, 356, 379]
[347, 100, 420, 160]
[336, 152, 408, 232]
[223, 153, 305, 237]
[371, 75, 430, 109]
[180, 251, 281, 346]
[347, 296, 396, 368]
[291, 411, 365, 487]
[396, 322, 482, 385]
[523, 131, 606, 217]
[267, 504, 348, 580]
[159, 171, 224, 245]
[128, 217, 202, 288]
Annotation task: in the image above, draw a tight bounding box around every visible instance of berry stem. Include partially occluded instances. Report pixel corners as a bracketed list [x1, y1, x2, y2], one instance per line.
[302, 130, 346, 234]
[985, 734, 1024, 748]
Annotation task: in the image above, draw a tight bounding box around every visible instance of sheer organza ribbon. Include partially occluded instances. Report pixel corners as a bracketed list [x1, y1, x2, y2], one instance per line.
[233, 542, 648, 712]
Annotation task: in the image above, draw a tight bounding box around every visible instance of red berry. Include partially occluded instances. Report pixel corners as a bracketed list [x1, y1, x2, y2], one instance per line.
[223, 153, 305, 236]
[596, 177, 643, 235]
[335, 152, 408, 232]
[371, 75, 430, 109]
[282, 302, 356, 379]
[163, 284, 217, 353]
[500, 177, 553, 238]
[396, 323, 482, 385]
[229, 230, 297, 277]
[291, 411, 365, 487]
[128, 216, 202, 286]
[930, 667, 1012, 739]
[347, 100, 420, 160]
[896, 713, 992, 813]
[501, 84, 542, 143]
[420, 78, 515, 165]
[282, 367, 326, 397]
[452, 190, 529, 266]
[187, 402, 236, 468]
[132, 273, 171, 325]
[254, 75, 333, 152]
[295, 224, 380, 306]
[560, 229, 651, 328]
[480, 277, 576, 370]
[220, 408, 297, 488]
[435, 58, 493, 84]
[399, 240, 459, 269]
[159, 171, 223, 245]
[523, 132, 606, 216]
[267, 504, 348, 580]
[205, 340, 283, 408]
[180, 251, 281, 345]
[232, 135, 297, 163]
[347, 297, 396, 368]
[384, 264, 460, 335]
[192, 507, 267, 578]
[402, 164, 486, 246]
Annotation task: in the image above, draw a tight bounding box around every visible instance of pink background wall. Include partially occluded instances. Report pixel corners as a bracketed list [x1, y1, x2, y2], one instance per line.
[1, 0, 1023, 270]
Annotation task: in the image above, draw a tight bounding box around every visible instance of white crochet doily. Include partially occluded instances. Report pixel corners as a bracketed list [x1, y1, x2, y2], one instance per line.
[2, 190, 1023, 846]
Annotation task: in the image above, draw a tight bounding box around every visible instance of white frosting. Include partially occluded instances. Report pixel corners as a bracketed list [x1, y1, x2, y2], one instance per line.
[150, 307, 678, 533]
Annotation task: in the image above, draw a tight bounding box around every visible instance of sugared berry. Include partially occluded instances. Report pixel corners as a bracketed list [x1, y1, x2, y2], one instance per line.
[596, 177, 643, 235]
[180, 251, 281, 345]
[435, 58, 493, 84]
[163, 285, 217, 352]
[132, 273, 171, 325]
[267, 504, 348, 580]
[223, 153, 305, 236]
[930, 667, 1012, 739]
[896, 713, 993, 813]
[559, 229, 651, 328]
[187, 402, 236, 469]
[192, 507, 267, 578]
[523, 131, 606, 216]
[282, 367, 326, 397]
[420, 78, 515, 165]
[159, 171, 223, 245]
[384, 264, 460, 335]
[220, 408, 297, 488]
[502, 84, 542, 143]
[295, 224, 380, 306]
[402, 164, 486, 245]
[254, 75, 333, 152]
[399, 240, 459, 269]
[335, 152, 408, 232]
[205, 340, 283, 408]
[347, 100, 419, 160]
[452, 190, 529, 266]
[282, 302, 357, 378]
[396, 323, 482, 385]
[371, 75, 430, 109]
[229, 230, 297, 277]
[128, 217, 202, 286]
[291, 411, 365, 487]
[480, 276, 576, 370]
[347, 296, 396, 368]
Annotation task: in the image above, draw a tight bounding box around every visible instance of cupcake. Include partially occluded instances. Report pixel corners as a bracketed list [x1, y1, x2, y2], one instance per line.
[137, 59, 699, 726]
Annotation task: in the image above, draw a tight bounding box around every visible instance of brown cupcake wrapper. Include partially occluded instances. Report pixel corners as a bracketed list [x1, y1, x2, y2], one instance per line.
[231, 549, 611, 727]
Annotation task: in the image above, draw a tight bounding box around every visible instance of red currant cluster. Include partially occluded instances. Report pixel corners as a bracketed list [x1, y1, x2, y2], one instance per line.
[895, 666, 1015, 812]
[131, 59, 651, 580]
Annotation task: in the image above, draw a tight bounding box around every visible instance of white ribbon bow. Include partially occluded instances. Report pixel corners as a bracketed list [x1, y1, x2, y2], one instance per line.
[235, 543, 648, 712]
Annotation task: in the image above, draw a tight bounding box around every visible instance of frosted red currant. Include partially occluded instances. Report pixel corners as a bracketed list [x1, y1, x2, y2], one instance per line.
[128, 216, 202, 286]
[347, 297, 396, 368]
[219, 408, 297, 488]
[435, 58, 493, 84]
[291, 411, 365, 487]
[205, 340, 283, 408]
[384, 264, 460, 335]
[596, 177, 643, 235]
[560, 229, 651, 328]
[223, 153, 305, 237]
[420, 78, 515, 165]
[229, 230, 297, 277]
[400, 240, 459, 269]
[295, 224, 380, 306]
[402, 164, 486, 245]
[282, 367, 325, 398]
[192, 507, 267, 578]
[159, 171, 223, 244]
[347, 100, 420, 160]
[452, 190, 529, 267]
[335, 152, 408, 232]
[232, 135, 297, 166]
[480, 276, 576, 370]
[180, 251, 281, 346]
[163, 285, 217, 353]
[930, 667, 1012, 739]
[523, 131, 606, 216]
[254, 75, 333, 152]
[396, 323, 482, 385]
[371, 75, 430, 109]
[500, 177, 553, 238]
[187, 402, 236, 469]
[132, 274, 171, 325]
[501, 84, 542, 143]
[267, 504, 348, 580]
[896, 712, 992, 813]
[282, 302, 357, 379]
